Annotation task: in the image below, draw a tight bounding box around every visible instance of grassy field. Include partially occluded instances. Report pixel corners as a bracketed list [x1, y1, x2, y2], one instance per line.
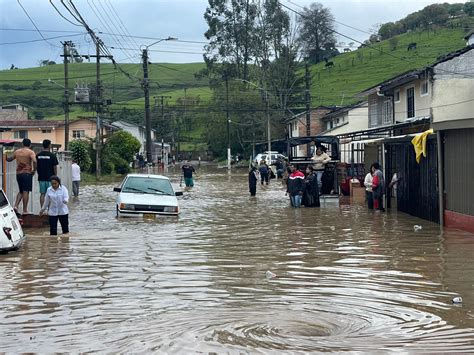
[0, 61, 208, 118]
[304, 28, 467, 107]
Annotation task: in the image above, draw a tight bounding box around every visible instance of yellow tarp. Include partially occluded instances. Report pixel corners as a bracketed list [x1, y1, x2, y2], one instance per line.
[411, 129, 434, 163]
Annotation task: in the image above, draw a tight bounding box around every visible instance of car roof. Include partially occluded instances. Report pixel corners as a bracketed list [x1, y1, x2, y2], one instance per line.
[125, 174, 170, 180]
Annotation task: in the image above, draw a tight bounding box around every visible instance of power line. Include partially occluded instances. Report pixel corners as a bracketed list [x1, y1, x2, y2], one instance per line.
[98, 31, 209, 44]
[0, 28, 84, 33]
[49, 0, 83, 27]
[104, 0, 141, 52]
[110, 47, 206, 55]
[0, 33, 86, 45]
[87, 0, 136, 62]
[17, 0, 59, 48]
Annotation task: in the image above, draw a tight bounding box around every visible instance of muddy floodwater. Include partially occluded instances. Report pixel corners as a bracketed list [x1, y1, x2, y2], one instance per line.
[1, 166, 474, 352]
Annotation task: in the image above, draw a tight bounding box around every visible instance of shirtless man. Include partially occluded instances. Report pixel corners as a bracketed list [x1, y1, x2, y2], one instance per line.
[7, 138, 37, 214]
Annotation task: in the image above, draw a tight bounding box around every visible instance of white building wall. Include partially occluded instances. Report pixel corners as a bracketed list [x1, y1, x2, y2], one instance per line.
[393, 78, 431, 122]
[432, 50, 474, 124]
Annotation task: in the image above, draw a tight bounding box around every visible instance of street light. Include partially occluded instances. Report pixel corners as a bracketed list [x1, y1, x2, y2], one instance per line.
[142, 36, 178, 164]
[237, 79, 272, 165]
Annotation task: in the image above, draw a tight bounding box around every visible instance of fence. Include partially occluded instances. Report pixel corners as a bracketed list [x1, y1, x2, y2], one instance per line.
[1, 147, 72, 215]
[385, 137, 439, 223]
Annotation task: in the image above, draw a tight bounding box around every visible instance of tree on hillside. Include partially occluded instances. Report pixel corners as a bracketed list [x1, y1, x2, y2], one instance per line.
[203, 0, 258, 80]
[465, 2, 474, 17]
[379, 22, 403, 40]
[447, 3, 464, 17]
[420, 4, 449, 27]
[39, 59, 56, 66]
[296, 2, 337, 64]
[255, 0, 291, 61]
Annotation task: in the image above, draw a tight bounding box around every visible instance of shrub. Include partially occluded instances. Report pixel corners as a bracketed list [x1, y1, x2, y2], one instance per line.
[69, 139, 92, 172]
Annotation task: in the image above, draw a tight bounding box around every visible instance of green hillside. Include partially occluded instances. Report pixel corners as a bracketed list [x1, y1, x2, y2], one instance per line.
[0, 61, 208, 119]
[306, 28, 467, 106]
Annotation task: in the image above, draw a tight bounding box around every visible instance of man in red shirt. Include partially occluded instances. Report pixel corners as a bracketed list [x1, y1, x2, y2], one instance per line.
[7, 138, 37, 214]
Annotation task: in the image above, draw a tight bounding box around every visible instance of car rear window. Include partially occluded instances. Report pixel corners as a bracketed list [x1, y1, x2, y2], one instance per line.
[123, 177, 174, 195]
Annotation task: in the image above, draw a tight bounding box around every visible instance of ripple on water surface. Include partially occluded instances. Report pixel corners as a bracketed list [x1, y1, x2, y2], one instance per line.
[0, 167, 473, 352]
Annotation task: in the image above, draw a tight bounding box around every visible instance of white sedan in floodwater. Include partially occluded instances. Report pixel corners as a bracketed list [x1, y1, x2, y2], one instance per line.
[114, 174, 182, 218]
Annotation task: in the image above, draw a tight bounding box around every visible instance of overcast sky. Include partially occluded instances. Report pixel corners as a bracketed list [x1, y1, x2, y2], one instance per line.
[0, 0, 466, 69]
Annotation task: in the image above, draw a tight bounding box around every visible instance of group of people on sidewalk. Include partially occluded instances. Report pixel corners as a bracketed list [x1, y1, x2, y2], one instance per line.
[7, 138, 81, 235]
[363, 162, 399, 212]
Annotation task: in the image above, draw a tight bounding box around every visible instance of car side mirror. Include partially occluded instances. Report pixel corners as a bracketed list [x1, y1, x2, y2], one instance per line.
[113, 187, 121, 192]
[175, 191, 183, 196]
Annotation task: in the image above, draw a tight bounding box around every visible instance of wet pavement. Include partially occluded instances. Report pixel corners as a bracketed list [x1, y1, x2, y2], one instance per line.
[1, 165, 474, 352]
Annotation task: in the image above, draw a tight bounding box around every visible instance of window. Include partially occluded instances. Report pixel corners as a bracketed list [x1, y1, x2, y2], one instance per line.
[407, 87, 415, 118]
[369, 96, 378, 127]
[326, 121, 331, 130]
[394, 90, 400, 102]
[73, 130, 85, 138]
[42, 129, 51, 133]
[382, 97, 392, 125]
[420, 78, 429, 96]
[13, 130, 28, 139]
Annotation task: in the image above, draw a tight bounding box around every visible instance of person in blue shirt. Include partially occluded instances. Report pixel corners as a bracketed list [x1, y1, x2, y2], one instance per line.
[181, 161, 196, 187]
[39, 175, 69, 235]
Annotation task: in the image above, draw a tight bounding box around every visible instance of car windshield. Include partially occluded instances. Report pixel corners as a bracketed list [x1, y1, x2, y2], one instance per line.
[122, 177, 174, 195]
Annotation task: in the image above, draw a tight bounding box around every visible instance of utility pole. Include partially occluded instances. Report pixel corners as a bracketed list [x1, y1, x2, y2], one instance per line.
[225, 74, 231, 170]
[96, 40, 102, 178]
[62, 41, 71, 151]
[142, 48, 153, 164]
[266, 89, 271, 165]
[141, 37, 177, 165]
[157, 95, 171, 164]
[305, 62, 312, 156]
[60, 43, 112, 176]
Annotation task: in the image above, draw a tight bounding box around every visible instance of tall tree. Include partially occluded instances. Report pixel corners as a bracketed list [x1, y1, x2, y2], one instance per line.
[297, 2, 337, 64]
[203, 0, 258, 80]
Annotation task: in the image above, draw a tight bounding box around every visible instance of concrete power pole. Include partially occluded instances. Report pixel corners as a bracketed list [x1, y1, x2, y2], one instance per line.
[305, 62, 312, 156]
[159, 95, 171, 164]
[62, 41, 71, 151]
[225, 75, 231, 170]
[142, 48, 153, 164]
[95, 41, 102, 178]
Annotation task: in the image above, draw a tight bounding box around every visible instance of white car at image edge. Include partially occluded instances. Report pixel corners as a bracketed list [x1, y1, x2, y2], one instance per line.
[114, 174, 183, 217]
[0, 189, 25, 252]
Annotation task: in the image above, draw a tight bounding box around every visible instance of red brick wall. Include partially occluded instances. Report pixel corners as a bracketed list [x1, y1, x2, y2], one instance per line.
[296, 108, 332, 136]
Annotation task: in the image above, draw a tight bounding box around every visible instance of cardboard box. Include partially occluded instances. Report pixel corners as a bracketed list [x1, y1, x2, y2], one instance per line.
[350, 180, 366, 204]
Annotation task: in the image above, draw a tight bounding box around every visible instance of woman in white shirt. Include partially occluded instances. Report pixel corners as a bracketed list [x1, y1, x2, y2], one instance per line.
[40, 175, 69, 235]
[364, 170, 374, 210]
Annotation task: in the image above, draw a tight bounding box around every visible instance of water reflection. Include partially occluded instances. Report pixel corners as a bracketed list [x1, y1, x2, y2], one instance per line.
[0, 166, 473, 352]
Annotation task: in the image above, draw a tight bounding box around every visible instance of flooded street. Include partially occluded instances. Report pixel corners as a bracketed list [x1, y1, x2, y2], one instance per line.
[1, 166, 474, 352]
